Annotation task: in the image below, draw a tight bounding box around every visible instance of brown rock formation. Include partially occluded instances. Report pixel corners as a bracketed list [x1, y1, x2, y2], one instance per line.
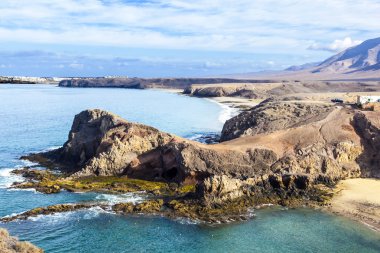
[52, 109, 176, 176]
[353, 111, 380, 178]
[24, 104, 380, 207]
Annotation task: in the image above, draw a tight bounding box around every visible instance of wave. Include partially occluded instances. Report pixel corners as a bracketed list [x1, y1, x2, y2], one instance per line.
[95, 192, 145, 205]
[28, 206, 108, 223]
[23, 145, 62, 157]
[0, 168, 24, 189]
[40, 146, 62, 152]
[186, 134, 204, 141]
[29, 210, 77, 223]
[7, 188, 38, 193]
[174, 217, 201, 225]
[18, 159, 39, 167]
[205, 98, 239, 123]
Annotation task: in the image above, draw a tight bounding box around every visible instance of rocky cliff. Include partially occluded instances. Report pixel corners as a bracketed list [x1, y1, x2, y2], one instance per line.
[50, 109, 176, 176]
[25, 104, 379, 208]
[353, 111, 380, 178]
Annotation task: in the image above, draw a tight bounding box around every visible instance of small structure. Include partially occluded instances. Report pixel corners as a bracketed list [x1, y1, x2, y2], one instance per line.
[357, 96, 380, 105]
[357, 96, 380, 111]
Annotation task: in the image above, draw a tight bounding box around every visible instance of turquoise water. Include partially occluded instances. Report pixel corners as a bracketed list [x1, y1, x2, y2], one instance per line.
[0, 84, 379, 253]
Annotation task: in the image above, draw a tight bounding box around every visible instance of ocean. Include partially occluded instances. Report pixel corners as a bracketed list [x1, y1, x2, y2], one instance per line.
[0, 84, 379, 253]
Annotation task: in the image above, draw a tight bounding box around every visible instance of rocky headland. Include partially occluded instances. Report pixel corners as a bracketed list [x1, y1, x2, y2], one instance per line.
[6, 96, 379, 227]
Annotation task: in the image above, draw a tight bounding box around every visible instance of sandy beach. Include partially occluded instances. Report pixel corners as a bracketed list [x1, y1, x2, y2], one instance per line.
[209, 96, 261, 110]
[327, 178, 380, 231]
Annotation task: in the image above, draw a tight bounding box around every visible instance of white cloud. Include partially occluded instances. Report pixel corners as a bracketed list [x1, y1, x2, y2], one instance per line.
[308, 37, 363, 52]
[69, 63, 84, 69]
[0, 0, 378, 54]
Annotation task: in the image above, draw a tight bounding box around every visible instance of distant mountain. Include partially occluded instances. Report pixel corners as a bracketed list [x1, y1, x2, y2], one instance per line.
[313, 37, 380, 74]
[227, 37, 380, 80]
[285, 62, 320, 71]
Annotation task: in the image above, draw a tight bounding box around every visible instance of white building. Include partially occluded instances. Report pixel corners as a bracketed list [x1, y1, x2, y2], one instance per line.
[357, 96, 380, 105]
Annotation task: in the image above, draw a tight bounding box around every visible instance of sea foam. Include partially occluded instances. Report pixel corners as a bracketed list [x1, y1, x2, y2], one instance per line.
[95, 192, 145, 205]
[205, 98, 239, 123]
[0, 168, 24, 188]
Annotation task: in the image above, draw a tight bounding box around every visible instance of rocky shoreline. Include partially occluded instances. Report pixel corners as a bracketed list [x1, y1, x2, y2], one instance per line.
[2, 92, 378, 226]
[0, 76, 61, 84]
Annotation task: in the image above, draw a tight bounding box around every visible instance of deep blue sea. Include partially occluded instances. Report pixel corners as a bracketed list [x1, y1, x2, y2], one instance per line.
[0, 84, 379, 253]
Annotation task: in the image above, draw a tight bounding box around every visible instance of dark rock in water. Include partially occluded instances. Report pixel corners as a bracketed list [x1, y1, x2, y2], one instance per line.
[187, 133, 220, 144]
[0, 204, 98, 222]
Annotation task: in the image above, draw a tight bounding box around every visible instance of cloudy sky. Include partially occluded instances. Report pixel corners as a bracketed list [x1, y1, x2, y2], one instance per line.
[0, 0, 379, 77]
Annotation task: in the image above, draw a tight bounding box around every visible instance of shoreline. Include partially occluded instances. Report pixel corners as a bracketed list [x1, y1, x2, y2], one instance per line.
[157, 88, 380, 232]
[326, 178, 380, 232]
[163, 89, 380, 232]
[1, 85, 380, 233]
[157, 87, 245, 124]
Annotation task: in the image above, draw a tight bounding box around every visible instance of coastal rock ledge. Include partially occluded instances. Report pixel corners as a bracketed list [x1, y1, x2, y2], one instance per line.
[21, 105, 379, 212]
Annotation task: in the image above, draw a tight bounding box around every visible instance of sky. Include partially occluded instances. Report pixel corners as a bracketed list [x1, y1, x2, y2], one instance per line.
[0, 0, 379, 77]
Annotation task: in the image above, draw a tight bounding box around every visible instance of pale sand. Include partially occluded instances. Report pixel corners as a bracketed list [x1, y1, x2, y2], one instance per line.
[210, 96, 261, 110]
[327, 178, 380, 231]
[151, 88, 183, 94]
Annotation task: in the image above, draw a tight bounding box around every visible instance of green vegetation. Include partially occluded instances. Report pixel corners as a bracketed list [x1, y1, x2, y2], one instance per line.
[12, 168, 196, 196]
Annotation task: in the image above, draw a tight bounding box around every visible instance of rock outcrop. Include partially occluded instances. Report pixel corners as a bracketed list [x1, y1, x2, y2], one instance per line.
[183, 84, 260, 98]
[353, 111, 380, 178]
[24, 105, 380, 209]
[50, 109, 176, 176]
[0, 228, 43, 253]
[221, 99, 334, 141]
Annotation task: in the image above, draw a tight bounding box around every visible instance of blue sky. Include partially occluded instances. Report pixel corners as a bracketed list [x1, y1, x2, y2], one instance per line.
[0, 0, 379, 77]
